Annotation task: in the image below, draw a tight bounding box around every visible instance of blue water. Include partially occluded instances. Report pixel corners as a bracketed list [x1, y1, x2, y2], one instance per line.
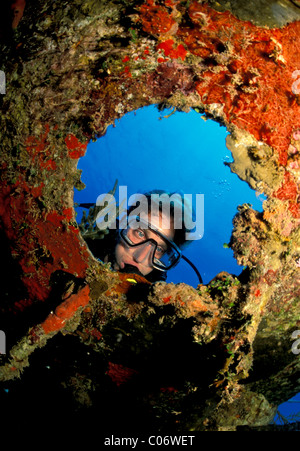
[74, 105, 299, 424]
[74, 105, 265, 287]
[274, 393, 300, 425]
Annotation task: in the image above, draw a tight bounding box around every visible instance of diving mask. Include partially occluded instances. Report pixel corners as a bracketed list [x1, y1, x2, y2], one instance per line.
[119, 217, 181, 271]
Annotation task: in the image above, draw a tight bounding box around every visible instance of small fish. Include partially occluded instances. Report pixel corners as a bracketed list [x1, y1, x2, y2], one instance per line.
[237, 203, 252, 212]
[76, 202, 95, 209]
[78, 180, 122, 239]
[126, 278, 137, 284]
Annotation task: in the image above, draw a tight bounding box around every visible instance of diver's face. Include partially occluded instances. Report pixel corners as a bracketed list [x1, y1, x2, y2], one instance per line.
[114, 213, 175, 276]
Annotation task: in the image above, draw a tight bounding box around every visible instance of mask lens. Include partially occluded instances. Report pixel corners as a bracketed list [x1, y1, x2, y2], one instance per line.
[120, 219, 181, 271]
[153, 246, 180, 270]
[126, 225, 147, 245]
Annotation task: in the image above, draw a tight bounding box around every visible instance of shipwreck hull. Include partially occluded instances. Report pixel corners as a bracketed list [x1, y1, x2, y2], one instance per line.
[0, 0, 299, 431]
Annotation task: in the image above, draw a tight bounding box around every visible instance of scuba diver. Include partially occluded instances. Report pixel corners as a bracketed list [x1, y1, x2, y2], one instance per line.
[77, 188, 203, 284]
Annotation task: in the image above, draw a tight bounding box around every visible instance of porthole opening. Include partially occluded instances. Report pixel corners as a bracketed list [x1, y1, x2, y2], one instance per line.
[74, 105, 265, 287]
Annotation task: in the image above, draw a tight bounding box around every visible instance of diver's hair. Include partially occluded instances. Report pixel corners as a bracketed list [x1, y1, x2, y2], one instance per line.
[127, 189, 194, 249]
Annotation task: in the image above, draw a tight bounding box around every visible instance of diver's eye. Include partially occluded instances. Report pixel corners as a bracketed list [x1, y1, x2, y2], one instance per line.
[155, 245, 165, 256]
[126, 227, 146, 243]
[136, 228, 146, 240]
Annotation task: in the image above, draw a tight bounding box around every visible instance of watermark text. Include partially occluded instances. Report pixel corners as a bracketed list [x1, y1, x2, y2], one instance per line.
[0, 71, 6, 95]
[292, 70, 300, 95]
[0, 330, 6, 354]
[95, 186, 204, 241]
[291, 330, 300, 355]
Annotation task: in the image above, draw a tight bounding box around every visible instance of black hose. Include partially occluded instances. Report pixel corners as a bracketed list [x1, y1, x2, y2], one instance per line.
[182, 255, 203, 284]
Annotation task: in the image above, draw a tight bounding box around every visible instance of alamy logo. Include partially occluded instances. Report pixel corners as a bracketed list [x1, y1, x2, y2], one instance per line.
[0, 330, 6, 354]
[0, 71, 5, 95]
[291, 330, 300, 355]
[95, 186, 204, 241]
[292, 70, 300, 95]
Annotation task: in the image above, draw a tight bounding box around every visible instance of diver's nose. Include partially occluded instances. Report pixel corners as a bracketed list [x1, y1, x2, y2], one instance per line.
[133, 242, 155, 264]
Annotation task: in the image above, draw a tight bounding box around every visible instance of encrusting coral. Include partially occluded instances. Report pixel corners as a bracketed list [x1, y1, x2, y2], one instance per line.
[0, 0, 299, 431]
